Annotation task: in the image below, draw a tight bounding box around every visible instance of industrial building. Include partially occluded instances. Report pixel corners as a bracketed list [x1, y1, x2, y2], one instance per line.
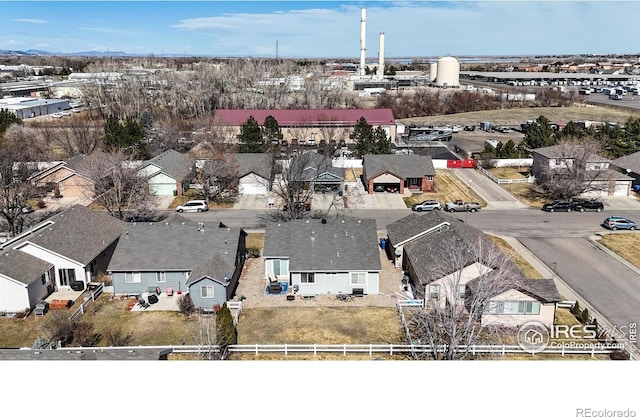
[0, 97, 70, 119]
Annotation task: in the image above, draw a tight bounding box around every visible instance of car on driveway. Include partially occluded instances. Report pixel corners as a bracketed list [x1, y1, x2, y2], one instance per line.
[602, 216, 637, 230]
[411, 200, 441, 212]
[572, 199, 604, 212]
[542, 200, 573, 212]
[176, 200, 209, 213]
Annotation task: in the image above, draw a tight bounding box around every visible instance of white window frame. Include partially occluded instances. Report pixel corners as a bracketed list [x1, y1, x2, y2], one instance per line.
[351, 272, 366, 285]
[429, 284, 440, 301]
[201, 286, 215, 298]
[156, 272, 166, 283]
[273, 260, 281, 276]
[458, 284, 467, 300]
[301, 272, 315, 283]
[124, 272, 141, 284]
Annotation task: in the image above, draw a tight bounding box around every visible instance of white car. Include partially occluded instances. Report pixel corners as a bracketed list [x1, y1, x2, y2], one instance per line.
[176, 200, 209, 213]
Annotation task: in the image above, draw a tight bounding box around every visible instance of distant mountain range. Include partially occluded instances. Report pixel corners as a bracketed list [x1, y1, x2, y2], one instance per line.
[0, 49, 133, 57]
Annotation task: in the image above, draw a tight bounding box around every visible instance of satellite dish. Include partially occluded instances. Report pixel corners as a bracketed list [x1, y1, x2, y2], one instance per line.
[395, 249, 402, 256]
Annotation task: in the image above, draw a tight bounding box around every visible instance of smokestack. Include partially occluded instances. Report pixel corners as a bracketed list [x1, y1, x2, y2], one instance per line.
[360, 8, 366, 76]
[377, 32, 385, 81]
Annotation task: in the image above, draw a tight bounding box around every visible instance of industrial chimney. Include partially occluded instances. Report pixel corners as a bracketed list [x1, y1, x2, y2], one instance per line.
[359, 8, 366, 76]
[377, 32, 385, 81]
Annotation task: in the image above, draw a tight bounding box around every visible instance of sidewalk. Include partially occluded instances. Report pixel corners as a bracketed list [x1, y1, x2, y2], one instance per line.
[495, 233, 640, 360]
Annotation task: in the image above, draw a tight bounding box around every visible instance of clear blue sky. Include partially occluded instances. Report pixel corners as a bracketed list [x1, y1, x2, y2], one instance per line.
[1, 1, 639, 58]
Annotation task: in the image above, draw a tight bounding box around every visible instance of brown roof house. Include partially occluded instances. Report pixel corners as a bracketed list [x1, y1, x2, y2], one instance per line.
[386, 212, 561, 328]
[362, 154, 435, 194]
[29, 154, 95, 199]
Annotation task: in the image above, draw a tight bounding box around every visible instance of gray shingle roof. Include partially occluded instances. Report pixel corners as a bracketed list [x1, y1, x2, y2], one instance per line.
[515, 278, 562, 303]
[264, 218, 381, 272]
[141, 150, 193, 180]
[0, 348, 172, 360]
[108, 215, 241, 273]
[64, 154, 90, 175]
[291, 152, 345, 182]
[23, 205, 124, 265]
[531, 144, 611, 163]
[612, 151, 640, 174]
[363, 154, 435, 181]
[387, 212, 451, 246]
[0, 249, 53, 285]
[187, 253, 235, 286]
[232, 153, 273, 180]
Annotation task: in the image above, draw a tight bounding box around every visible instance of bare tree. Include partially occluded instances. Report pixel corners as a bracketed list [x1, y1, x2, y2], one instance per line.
[76, 150, 156, 221]
[189, 146, 240, 201]
[408, 234, 523, 360]
[55, 118, 102, 156]
[537, 137, 610, 199]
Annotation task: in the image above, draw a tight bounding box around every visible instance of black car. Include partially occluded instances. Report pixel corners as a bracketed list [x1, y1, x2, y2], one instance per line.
[572, 199, 604, 212]
[542, 200, 573, 212]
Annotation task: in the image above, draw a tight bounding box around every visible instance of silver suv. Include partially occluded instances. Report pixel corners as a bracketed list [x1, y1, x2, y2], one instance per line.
[176, 200, 209, 213]
[411, 200, 441, 212]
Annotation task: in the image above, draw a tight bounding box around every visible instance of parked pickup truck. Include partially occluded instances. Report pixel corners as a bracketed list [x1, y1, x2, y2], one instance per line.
[445, 200, 481, 213]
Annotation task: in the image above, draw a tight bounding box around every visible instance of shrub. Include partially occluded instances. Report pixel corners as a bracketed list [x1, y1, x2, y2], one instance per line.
[40, 310, 74, 346]
[610, 350, 630, 360]
[102, 327, 133, 346]
[246, 247, 261, 258]
[216, 303, 237, 350]
[54, 189, 62, 198]
[581, 308, 590, 324]
[37, 200, 46, 209]
[570, 300, 581, 316]
[185, 189, 198, 198]
[178, 294, 195, 316]
[73, 321, 100, 347]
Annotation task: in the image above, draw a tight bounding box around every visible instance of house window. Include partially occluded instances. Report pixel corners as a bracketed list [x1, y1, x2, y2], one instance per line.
[351, 272, 366, 285]
[554, 158, 561, 166]
[486, 301, 540, 315]
[273, 260, 281, 276]
[124, 272, 141, 283]
[429, 284, 440, 301]
[272, 259, 288, 276]
[201, 286, 215, 298]
[156, 272, 166, 283]
[41, 274, 47, 285]
[458, 284, 467, 300]
[301, 273, 315, 283]
[59, 269, 75, 286]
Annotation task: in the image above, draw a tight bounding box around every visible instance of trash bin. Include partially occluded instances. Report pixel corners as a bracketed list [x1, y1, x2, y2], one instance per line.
[173, 190, 178, 196]
[380, 238, 386, 250]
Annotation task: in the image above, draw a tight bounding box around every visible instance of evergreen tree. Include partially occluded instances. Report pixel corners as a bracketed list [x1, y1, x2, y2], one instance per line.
[216, 303, 237, 352]
[262, 115, 283, 146]
[103, 115, 125, 152]
[353, 116, 375, 156]
[372, 126, 392, 154]
[523, 115, 557, 149]
[238, 116, 265, 153]
[102, 115, 148, 158]
[0, 109, 22, 137]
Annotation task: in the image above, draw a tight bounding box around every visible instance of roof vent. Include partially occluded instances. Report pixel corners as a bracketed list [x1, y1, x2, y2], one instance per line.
[305, 220, 309, 223]
[357, 219, 361, 224]
[341, 220, 345, 223]
[337, 251, 340, 257]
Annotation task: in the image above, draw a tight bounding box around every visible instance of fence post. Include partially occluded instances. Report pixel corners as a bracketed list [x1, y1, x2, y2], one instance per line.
[314, 344, 317, 356]
[284, 344, 288, 356]
[255, 344, 258, 356]
[562, 344, 565, 357]
[369, 344, 372, 356]
[343, 344, 346, 356]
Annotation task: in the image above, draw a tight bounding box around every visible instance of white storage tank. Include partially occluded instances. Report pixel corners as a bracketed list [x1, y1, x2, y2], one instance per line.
[435, 56, 460, 88]
[429, 62, 438, 82]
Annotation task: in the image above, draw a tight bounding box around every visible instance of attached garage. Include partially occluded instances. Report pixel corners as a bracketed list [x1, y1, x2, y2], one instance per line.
[148, 173, 180, 196]
[239, 173, 269, 195]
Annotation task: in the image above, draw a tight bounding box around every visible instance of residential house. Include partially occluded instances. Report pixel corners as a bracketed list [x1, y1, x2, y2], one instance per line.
[0, 205, 123, 313]
[531, 144, 632, 196]
[263, 218, 381, 297]
[386, 212, 561, 328]
[290, 151, 345, 192]
[213, 108, 396, 145]
[362, 154, 436, 194]
[108, 216, 246, 311]
[234, 153, 274, 195]
[611, 151, 640, 189]
[29, 154, 95, 199]
[138, 149, 195, 196]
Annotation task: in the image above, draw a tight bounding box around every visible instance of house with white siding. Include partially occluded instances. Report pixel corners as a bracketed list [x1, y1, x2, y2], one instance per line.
[263, 218, 381, 297]
[0, 205, 123, 314]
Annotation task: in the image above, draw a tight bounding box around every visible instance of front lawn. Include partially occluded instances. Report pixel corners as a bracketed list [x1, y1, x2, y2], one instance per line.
[404, 169, 487, 208]
[597, 234, 640, 269]
[489, 235, 543, 279]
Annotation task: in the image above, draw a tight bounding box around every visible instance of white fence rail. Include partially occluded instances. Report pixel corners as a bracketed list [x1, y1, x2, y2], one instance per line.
[47, 343, 623, 358]
[68, 283, 104, 322]
[477, 165, 536, 184]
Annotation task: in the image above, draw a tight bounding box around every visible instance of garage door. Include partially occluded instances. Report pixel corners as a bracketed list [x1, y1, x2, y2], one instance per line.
[149, 183, 177, 196]
[239, 182, 267, 195]
[613, 181, 630, 196]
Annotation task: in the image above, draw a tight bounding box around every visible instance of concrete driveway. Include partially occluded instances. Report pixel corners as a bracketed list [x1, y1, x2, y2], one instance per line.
[371, 192, 409, 209]
[233, 194, 275, 210]
[453, 168, 528, 210]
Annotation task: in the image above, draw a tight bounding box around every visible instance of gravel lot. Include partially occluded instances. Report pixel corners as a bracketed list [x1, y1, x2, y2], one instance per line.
[231, 232, 406, 309]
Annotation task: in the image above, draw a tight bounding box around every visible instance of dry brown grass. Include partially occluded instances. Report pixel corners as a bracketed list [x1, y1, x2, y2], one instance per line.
[246, 232, 265, 250]
[397, 105, 638, 127]
[503, 183, 548, 208]
[489, 236, 543, 279]
[404, 169, 487, 208]
[487, 167, 528, 179]
[597, 234, 640, 269]
[236, 307, 404, 345]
